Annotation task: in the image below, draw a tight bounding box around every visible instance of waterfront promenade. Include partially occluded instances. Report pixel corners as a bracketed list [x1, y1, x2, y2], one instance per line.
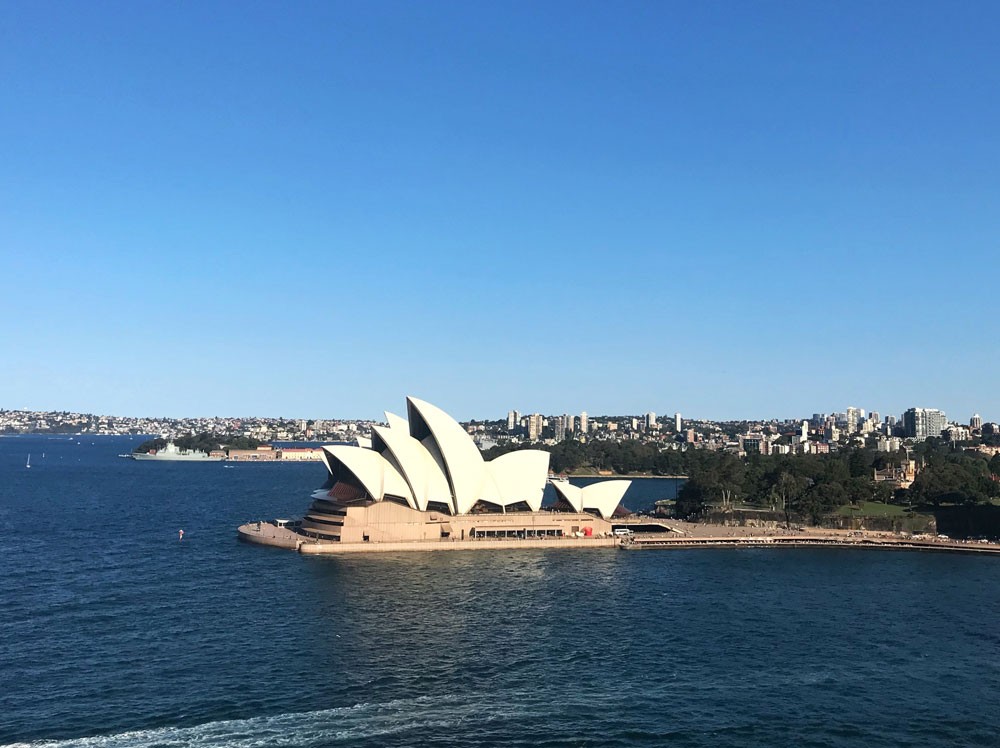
[238, 519, 1000, 556]
[617, 520, 1000, 554]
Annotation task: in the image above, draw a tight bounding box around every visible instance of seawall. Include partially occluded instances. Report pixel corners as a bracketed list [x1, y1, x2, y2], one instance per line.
[238, 522, 1000, 557]
[624, 535, 1000, 555]
[299, 536, 619, 554]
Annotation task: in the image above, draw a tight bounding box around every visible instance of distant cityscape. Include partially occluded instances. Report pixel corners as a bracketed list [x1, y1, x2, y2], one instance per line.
[2, 405, 997, 457]
[0, 410, 364, 443]
[480, 406, 998, 457]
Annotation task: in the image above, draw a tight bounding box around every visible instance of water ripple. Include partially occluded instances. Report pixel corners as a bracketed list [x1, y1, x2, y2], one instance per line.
[3, 437, 1000, 747]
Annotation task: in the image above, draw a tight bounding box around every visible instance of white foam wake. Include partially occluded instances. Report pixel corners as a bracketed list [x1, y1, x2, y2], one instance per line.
[4, 694, 536, 748]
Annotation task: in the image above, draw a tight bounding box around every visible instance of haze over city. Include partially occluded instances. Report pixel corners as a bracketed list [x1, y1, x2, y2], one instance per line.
[2, 2, 998, 421]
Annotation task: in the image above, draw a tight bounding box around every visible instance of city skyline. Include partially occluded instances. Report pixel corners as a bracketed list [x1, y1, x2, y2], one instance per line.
[1, 400, 992, 432]
[2, 2, 998, 420]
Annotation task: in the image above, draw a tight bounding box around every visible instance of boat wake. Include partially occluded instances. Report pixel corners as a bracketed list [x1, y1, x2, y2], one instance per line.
[4, 694, 537, 748]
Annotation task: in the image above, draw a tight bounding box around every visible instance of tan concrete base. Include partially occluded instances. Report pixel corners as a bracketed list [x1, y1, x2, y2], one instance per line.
[297, 536, 619, 554]
[237, 522, 303, 550]
[238, 521, 620, 554]
[239, 521, 1000, 557]
[301, 500, 614, 544]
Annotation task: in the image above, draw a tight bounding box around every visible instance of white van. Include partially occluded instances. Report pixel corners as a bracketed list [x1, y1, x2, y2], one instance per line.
[612, 528, 635, 537]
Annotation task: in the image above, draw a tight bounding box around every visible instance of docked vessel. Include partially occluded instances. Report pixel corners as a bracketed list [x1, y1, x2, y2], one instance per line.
[131, 442, 224, 461]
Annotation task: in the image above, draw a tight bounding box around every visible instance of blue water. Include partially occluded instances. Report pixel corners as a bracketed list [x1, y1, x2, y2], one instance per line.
[2, 435, 1000, 747]
[563, 475, 683, 508]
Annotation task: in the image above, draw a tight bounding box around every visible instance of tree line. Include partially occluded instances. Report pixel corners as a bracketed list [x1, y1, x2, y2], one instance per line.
[483, 437, 1000, 520]
[135, 433, 263, 455]
[483, 439, 692, 476]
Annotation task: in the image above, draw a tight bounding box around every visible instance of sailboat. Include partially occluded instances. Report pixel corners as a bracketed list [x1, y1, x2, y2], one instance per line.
[26, 453, 31, 469]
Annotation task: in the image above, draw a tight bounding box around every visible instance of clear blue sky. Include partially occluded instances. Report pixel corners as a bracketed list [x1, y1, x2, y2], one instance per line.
[2, 1, 998, 422]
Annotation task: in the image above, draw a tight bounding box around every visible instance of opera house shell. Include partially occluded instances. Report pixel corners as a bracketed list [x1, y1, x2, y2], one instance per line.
[299, 396, 631, 543]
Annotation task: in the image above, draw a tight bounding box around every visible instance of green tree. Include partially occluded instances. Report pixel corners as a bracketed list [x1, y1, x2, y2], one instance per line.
[803, 482, 847, 521]
[714, 454, 745, 510]
[989, 453, 1000, 477]
[770, 471, 808, 527]
[676, 474, 711, 517]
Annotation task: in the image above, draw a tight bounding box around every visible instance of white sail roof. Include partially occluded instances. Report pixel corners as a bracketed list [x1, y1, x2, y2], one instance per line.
[487, 450, 550, 511]
[550, 482, 583, 512]
[407, 396, 490, 515]
[551, 479, 630, 519]
[384, 411, 409, 431]
[371, 422, 453, 511]
[318, 397, 551, 516]
[321, 444, 414, 507]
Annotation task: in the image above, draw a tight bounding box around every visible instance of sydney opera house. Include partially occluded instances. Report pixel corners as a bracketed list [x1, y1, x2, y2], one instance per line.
[291, 396, 632, 545]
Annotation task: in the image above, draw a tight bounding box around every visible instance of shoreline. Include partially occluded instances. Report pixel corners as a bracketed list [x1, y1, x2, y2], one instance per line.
[563, 473, 687, 479]
[621, 536, 1000, 555]
[237, 521, 1000, 557]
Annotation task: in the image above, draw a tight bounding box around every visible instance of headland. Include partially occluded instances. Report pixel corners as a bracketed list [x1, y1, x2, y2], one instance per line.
[237, 395, 1000, 558]
[238, 514, 1000, 556]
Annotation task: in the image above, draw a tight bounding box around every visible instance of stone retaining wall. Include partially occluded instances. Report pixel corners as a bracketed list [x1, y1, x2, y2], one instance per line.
[298, 536, 619, 554]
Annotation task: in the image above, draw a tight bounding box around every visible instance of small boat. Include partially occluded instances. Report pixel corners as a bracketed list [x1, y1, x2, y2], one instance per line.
[26, 453, 31, 469]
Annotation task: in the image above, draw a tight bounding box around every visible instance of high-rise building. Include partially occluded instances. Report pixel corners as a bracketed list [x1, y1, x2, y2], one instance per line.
[674, 412, 682, 432]
[646, 412, 656, 429]
[630, 417, 639, 431]
[506, 410, 516, 431]
[554, 415, 566, 442]
[971, 413, 983, 430]
[800, 421, 809, 443]
[527, 413, 543, 441]
[903, 408, 947, 440]
[740, 433, 766, 455]
[945, 424, 972, 442]
[579, 411, 588, 434]
[846, 407, 862, 434]
[564, 414, 575, 433]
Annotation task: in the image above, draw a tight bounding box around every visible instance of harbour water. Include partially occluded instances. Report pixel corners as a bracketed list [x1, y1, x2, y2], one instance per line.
[563, 474, 684, 508]
[3, 435, 1000, 747]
